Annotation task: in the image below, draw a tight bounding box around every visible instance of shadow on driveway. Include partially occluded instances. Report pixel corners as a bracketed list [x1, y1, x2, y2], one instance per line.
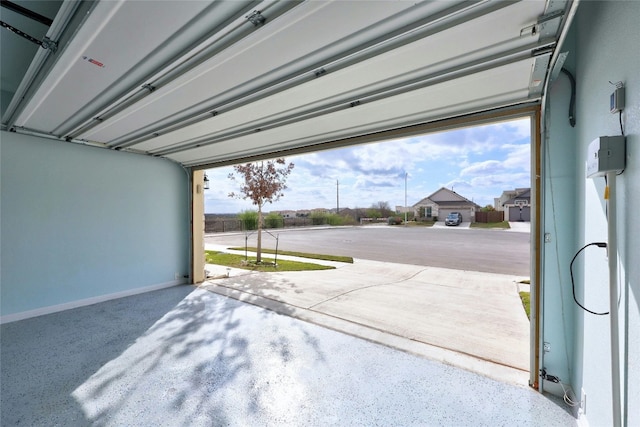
[203, 248, 530, 385]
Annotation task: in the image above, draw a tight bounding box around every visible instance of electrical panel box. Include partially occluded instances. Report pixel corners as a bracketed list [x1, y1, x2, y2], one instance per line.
[587, 136, 626, 178]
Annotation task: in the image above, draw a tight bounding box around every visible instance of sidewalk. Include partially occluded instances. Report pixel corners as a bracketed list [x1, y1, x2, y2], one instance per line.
[202, 244, 531, 385]
[507, 221, 531, 232]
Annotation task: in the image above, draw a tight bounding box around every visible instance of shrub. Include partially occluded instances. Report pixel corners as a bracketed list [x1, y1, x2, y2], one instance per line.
[238, 210, 258, 230]
[388, 216, 403, 225]
[326, 213, 343, 226]
[310, 211, 328, 225]
[264, 212, 283, 229]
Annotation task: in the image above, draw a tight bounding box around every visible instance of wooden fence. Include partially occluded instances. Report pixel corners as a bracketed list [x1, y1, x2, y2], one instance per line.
[475, 211, 504, 223]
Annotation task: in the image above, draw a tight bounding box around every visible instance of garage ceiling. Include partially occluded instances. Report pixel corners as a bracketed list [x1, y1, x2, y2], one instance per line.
[1, 0, 571, 168]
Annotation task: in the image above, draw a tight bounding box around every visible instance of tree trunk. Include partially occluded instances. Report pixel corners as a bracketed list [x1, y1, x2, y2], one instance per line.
[257, 204, 263, 263]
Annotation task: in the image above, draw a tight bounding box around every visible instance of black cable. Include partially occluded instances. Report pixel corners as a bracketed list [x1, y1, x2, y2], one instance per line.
[619, 110, 624, 135]
[604, 175, 609, 218]
[569, 242, 609, 315]
[560, 68, 576, 127]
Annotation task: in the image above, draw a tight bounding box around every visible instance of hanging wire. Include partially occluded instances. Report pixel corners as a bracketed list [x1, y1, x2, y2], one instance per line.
[569, 243, 609, 315]
[560, 68, 576, 127]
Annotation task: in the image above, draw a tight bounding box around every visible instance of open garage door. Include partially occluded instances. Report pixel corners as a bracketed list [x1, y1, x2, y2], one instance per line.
[3, 0, 570, 169]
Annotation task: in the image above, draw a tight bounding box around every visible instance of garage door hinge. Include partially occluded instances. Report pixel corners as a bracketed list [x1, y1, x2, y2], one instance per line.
[40, 36, 57, 52]
[246, 10, 266, 27]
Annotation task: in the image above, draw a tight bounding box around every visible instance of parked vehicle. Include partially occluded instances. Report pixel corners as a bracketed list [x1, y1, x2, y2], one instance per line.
[445, 212, 463, 226]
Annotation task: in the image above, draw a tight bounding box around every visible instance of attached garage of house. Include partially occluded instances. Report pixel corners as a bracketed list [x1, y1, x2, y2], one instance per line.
[439, 206, 474, 223]
[1, 1, 638, 426]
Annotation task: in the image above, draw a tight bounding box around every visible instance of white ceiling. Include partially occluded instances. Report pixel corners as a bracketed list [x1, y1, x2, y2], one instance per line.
[1, 0, 570, 168]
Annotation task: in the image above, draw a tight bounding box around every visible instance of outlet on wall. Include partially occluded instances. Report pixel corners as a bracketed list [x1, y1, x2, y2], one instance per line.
[580, 388, 586, 414]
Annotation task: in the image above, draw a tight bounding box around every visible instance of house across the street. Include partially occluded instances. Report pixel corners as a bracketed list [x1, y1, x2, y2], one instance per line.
[412, 188, 480, 223]
[495, 188, 531, 222]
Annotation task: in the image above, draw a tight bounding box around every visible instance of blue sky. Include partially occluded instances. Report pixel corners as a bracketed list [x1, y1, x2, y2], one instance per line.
[204, 117, 531, 213]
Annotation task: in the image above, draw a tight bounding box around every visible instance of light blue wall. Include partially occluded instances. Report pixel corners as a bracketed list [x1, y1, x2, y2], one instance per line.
[543, 2, 639, 425]
[1, 131, 190, 317]
[540, 31, 578, 393]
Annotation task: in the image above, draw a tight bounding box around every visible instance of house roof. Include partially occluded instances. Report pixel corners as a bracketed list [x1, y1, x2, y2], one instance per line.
[413, 187, 480, 208]
[436, 200, 478, 208]
[504, 188, 531, 204]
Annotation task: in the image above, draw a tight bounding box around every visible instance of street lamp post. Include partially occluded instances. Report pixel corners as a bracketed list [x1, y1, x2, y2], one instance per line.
[404, 172, 408, 226]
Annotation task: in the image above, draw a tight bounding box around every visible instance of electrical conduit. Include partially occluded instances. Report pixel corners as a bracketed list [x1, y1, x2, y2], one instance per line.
[606, 171, 621, 427]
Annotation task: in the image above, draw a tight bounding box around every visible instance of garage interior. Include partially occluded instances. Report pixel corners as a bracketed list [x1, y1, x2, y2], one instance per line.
[1, 1, 638, 426]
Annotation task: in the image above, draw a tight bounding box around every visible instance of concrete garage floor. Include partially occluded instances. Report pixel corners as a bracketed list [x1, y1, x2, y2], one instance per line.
[1, 285, 575, 426]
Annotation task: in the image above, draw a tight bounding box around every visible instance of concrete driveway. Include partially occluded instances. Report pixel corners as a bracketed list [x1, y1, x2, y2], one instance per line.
[203, 244, 530, 385]
[431, 221, 471, 229]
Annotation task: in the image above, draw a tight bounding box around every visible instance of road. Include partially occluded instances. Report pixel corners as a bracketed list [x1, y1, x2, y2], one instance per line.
[205, 225, 530, 276]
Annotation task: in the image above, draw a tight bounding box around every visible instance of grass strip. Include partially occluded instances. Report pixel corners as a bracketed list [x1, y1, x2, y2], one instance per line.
[228, 247, 353, 264]
[400, 221, 435, 227]
[470, 221, 511, 229]
[206, 251, 335, 272]
[519, 291, 530, 320]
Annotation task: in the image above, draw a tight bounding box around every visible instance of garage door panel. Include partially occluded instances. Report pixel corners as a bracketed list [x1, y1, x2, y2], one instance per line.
[153, 59, 535, 163]
[95, 1, 545, 151]
[509, 206, 531, 221]
[14, 0, 223, 132]
[4, 0, 568, 168]
[79, 1, 419, 143]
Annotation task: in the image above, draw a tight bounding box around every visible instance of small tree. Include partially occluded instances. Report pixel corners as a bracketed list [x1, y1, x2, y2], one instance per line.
[373, 201, 393, 217]
[228, 159, 294, 262]
[366, 208, 381, 219]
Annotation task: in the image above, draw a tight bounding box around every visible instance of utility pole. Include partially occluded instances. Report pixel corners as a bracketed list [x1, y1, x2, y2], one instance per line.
[404, 172, 408, 226]
[336, 179, 339, 214]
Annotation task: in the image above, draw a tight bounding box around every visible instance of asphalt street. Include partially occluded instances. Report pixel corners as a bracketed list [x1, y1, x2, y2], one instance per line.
[205, 224, 531, 276]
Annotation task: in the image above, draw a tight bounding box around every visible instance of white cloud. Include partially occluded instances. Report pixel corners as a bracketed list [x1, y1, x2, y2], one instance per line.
[460, 160, 504, 177]
[501, 144, 531, 171]
[205, 118, 532, 212]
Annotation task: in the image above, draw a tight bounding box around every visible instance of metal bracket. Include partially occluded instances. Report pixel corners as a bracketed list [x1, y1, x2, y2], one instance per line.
[40, 36, 57, 52]
[142, 84, 156, 93]
[246, 10, 266, 27]
[1, 20, 56, 51]
[520, 10, 565, 37]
